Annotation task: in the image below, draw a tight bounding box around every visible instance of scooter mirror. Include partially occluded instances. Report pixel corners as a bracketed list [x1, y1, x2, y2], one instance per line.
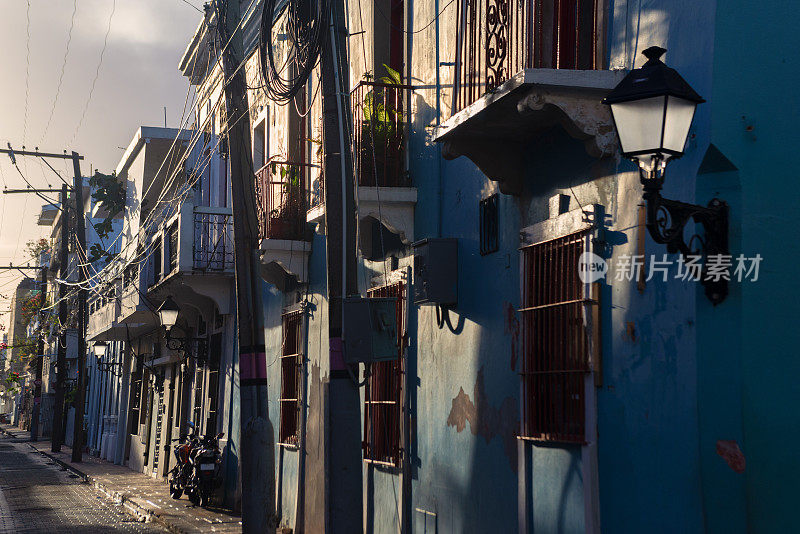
[217, 432, 225, 439]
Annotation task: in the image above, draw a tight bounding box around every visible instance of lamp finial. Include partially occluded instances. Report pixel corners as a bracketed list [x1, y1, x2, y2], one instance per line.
[642, 46, 666, 64]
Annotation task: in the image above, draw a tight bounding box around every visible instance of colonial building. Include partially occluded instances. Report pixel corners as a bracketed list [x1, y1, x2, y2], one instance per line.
[85, 125, 239, 507]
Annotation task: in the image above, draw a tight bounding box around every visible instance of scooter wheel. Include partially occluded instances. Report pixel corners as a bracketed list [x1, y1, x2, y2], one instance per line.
[200, 493, 209, 508]
[188, 490, 200, 506]
[170, 485, 183, 499]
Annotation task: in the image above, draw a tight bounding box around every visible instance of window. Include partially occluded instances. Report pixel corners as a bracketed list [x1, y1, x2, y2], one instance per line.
[519, 229, 596, 443]
[363, 281, 405, 466]
[152, 238, 162, 285]
[480, 194, 499, 255]
[129, 354, 143, 435]
[279, 309, 303, 445]
[253, 119, 266, 171]
[454, 0, 606, 111]
[168, 222, 178, 273]
[206, 333, 222, 434]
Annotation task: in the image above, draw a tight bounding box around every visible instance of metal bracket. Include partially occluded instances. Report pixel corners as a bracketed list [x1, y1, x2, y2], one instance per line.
[641, 174, 729, 304]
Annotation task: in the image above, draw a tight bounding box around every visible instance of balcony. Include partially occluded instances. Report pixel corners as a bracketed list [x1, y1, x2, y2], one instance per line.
[436, 0, 623, 194]
[308, 82, 418, 259]
[121, 200, 237, 322]
[256, 161, 312, 290]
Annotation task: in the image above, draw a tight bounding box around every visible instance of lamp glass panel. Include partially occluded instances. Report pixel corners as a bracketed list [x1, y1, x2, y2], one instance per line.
[662, 96, 697, 153]
[610, 96, 666, 155]
[159, 308, 179, 328]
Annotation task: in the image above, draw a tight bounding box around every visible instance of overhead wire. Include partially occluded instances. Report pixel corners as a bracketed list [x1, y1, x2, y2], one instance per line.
[22, 0, 32, 145]
[70, 0, 117, 146]
[41, 0, 78, 143]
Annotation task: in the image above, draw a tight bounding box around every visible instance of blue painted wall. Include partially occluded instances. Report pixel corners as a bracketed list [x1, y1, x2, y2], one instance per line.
[710, 1, 800, 532]
[256, 0, 800, 531]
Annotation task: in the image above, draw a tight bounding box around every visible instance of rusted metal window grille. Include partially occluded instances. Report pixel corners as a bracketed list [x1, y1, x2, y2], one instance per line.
[363, 281, 405, 467]
[480, 194, 499, 255]
[193, 212, 234, 271]
[519, 229, 592, 443]
[351, 81, 412, 188]
[279, 310, 303, 445]
[454, 0, 604, 111]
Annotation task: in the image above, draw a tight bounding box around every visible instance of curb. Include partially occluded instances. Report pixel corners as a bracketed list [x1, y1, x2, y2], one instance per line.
[27, 444, 190, 534]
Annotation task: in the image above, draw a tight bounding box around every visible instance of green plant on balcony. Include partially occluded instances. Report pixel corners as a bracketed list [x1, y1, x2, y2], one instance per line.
[359, 65, 406, 187]
[267, 162, 303, 239]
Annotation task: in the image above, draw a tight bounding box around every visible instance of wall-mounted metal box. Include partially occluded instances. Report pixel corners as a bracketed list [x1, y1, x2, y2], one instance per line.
[413, 238, 458, 306]
[343, 297, 398, 364]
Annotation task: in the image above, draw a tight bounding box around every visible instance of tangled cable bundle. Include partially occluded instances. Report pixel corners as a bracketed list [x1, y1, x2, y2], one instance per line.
[259, 0, 329, 103]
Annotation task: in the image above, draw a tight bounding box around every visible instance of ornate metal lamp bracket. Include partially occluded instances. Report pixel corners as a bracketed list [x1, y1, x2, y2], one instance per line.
[641, 172, 729, 304]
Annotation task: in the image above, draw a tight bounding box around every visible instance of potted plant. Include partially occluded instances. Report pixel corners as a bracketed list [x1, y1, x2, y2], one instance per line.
[359, 65, 405, 187]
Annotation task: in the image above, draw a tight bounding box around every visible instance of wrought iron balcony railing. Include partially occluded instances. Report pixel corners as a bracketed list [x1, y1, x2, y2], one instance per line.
[352, 81, 412, 188]
[454, 0, 605, 111]
[193, 210, 234, 271]
[255, 160, 308, 241]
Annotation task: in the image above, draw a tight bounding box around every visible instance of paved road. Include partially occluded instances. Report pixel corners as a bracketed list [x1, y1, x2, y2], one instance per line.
[0, 433, 166, 533]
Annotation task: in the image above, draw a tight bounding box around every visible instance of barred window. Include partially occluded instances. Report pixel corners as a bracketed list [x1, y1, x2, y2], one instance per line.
[363, 281, 405, 467]
[480, 194, 499, 255]
[519, 229, 597, 443]
[279, 309, 303, 446]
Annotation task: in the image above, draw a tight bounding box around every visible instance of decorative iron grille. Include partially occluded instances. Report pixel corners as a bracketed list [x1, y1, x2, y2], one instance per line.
[519, 229, 592, 443]
[279, 309, 303, 446]
[352, 81, 412, 188]
[193, 212, 234, 271]
[255, 161, 308, 241]
[480, 194, 499, 255]
[454, 0, 605, 111]
[363, 281, 405, 467]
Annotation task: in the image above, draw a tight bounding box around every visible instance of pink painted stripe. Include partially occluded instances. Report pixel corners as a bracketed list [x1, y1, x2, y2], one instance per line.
[330, 337, 344, 371]
[240, 352, 267, 380]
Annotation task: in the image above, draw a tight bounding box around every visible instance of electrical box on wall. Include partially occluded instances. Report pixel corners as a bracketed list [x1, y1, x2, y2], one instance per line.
[343, 297, 398, 363]
[413, 238, 458, 306]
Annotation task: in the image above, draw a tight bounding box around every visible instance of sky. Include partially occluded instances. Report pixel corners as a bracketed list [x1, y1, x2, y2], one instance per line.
[0, 0, 203, 328]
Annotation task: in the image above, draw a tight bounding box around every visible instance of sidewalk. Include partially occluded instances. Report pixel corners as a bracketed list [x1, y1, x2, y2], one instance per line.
[0, 424, 241, 533]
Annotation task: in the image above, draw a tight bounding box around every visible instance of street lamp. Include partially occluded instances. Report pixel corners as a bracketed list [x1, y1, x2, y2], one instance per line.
[93, 341, 121, 376]
[92, 341, 108, 358]
[603, 46, 729, 304]
[156, 296, 181, 333]
[156, 296, 206, 361]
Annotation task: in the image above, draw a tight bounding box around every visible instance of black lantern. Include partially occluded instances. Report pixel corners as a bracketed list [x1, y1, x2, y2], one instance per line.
[604, 46, 729, 304]
[156, 296, 181, 332]
[157, 296, 205, 360]
[93, 341, 121, 376]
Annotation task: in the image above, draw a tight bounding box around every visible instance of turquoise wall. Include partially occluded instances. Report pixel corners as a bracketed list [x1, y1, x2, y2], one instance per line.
[710, 1, 800, 532]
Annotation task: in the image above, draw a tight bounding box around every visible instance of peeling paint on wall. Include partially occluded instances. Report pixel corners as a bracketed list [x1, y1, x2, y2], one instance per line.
[716, 440, 746, 473]
[446, 367, 519, 470]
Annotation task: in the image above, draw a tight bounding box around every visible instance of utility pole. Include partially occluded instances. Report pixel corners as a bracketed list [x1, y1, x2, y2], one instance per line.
[29, 266, 47, 441]
[217, 1, 275, 530]
[52, 184, 69, 452]
[321, 0, 362, 531]
[0, 146, 85, 454]
[69, 152, 87, 463]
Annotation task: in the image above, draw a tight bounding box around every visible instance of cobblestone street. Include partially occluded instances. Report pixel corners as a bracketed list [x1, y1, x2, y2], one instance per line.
[0, 433, 166, 533]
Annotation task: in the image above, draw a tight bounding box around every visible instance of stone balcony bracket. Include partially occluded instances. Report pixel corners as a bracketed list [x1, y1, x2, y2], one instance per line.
[434, 68, 628, 195]
[259, 239, 312, 290]
[356, 186, 417, 245]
